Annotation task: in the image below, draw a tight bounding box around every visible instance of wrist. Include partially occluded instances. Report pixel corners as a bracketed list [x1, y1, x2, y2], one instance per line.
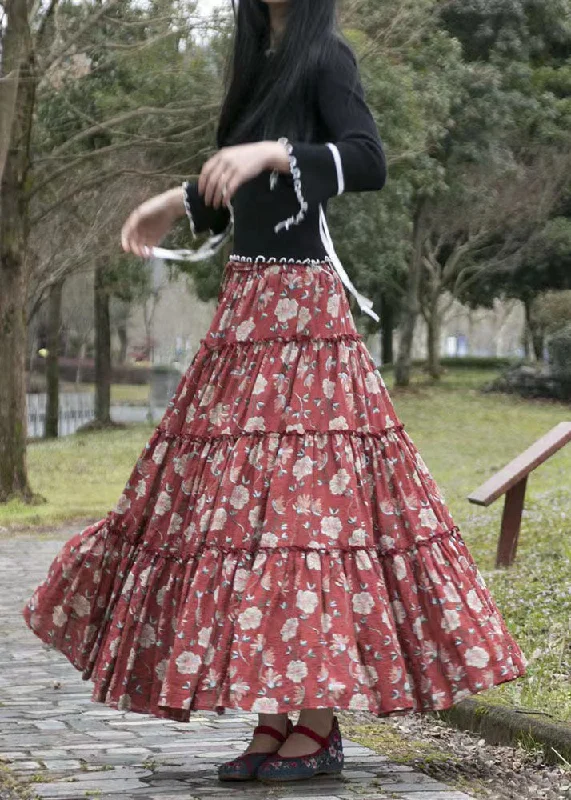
[164, 186, 187, 221]
[263, 140, 291, 173]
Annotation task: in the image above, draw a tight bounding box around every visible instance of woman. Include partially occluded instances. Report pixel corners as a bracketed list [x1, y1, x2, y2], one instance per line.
[23, 0, 528, 786]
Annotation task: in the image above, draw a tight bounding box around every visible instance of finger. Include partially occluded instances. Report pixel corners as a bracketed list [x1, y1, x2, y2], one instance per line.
[204, 160, 229, 207]
[122, 224, 138, 254]
[124, 232, 137, 256]
[223, 171, 242, 205]
[135, 241, 149, 259]
[213, 165, 238, 209]
[127, 223, 143, 257]
[204, 161, 228, 206]
[121, 215, 135, 253]
[123, 208, 142, 251]
[198, 153, 221, 196]
[128, 236, 140, 257]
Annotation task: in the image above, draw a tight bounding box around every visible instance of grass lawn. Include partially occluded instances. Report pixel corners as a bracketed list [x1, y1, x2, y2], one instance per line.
[0, 424, 155, 529]
[59, 381, 150, 406]
[2, 364, 570, 722]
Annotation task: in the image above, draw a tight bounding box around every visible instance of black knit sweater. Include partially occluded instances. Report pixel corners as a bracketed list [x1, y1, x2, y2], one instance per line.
[182, 38, 387, 264]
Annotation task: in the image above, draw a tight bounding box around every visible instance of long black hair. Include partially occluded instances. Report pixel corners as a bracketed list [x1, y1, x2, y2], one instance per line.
[216, 0, 339, 148]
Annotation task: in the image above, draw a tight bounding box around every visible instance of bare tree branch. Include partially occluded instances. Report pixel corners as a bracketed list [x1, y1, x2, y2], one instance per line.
[31, 158, 200, 225]
[45, 103, 219, 158]
[41, 0, 123, 72]
[33, 0, 58, 51]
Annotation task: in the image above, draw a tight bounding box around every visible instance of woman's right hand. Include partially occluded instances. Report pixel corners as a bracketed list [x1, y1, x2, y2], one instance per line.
[121, 187, 185, 258]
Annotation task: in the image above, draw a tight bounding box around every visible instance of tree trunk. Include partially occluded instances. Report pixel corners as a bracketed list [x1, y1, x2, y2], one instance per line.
[522, 298, 533, 359]
[45, 280, 63, 438]
[76, 341, 86, 384]
[94, 262, 112, 424]
[532, 330, 545, 362]
[380, 294, 394, 365]
[117, 321, 128, 364]
[427, 297, 442, 379]
[0, 251, 33, 501]
[523, 297, 544, 362]
[395, 198, 425, 387]
[0, 0, 37, 502]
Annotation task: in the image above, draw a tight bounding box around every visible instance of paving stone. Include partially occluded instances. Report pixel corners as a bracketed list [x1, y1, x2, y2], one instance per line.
[262, 794, 344, 800]
[398, 794, 473, 800]
[274, 784, 347, 795]
[107, 719, 173, 728]
[9, 760, 43, 771]
[378, 782, 460, 792]
[375, 772, 445, 784]
[376, 763, 416, 772]
[58, 766, 152, 782]
[59, 742, 113, 752]
[84, 709, 126, 718]
[0, 734, 85, 747]
[33, 719, 69, 731]
[145, 796, 204, 800]
[85, 729, 138, 739]
[30, 779, 146, 797]
[42, 759, 89, 771]
[143, 782, 198, 793]
[102, 746, 153, 756]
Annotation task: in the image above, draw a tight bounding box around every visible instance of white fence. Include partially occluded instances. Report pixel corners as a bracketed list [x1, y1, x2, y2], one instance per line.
[27, 393, 95, 438]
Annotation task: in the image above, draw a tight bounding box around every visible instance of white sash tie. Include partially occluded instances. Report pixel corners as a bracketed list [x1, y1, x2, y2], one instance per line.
[318, 204, 379, 323]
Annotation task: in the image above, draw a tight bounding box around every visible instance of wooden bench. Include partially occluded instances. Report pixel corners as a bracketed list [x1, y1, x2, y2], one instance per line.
[468, 421, 571, 568]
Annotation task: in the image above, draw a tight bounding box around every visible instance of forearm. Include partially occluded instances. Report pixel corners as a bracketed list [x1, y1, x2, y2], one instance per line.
[162, 186, 187, 220]
[263, 140, 291, 174]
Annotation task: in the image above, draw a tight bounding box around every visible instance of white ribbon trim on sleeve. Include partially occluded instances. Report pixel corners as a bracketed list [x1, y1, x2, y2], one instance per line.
[325, 142, 345, 196]
[272, 137, 309, 232]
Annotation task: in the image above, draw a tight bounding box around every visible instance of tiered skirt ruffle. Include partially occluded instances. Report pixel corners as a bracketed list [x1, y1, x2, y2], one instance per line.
[23, 256, 527, 718]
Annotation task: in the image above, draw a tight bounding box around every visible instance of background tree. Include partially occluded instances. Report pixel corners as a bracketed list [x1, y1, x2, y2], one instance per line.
[0, 0, 226, 500]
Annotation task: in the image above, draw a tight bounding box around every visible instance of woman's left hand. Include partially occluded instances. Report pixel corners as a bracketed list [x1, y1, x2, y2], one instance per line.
[198, 141, 284, 208]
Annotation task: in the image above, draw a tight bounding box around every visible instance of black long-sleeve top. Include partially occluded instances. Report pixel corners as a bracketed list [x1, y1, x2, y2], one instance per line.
[180, 37, 388, 320]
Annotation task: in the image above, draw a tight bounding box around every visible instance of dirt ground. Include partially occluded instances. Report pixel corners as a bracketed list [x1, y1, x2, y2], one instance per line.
[339, 710, 571, 799]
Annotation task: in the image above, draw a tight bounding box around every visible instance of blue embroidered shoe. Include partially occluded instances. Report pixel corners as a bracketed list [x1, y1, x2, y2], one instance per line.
[256, 715, 344, 782]
[217, 718, 293, 782]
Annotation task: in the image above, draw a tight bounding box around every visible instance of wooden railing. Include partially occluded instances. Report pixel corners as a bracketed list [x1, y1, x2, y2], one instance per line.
[468, 421, 571, 568]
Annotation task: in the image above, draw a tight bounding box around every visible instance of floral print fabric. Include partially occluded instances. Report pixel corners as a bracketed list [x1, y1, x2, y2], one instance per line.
[23, 256, 527, 720]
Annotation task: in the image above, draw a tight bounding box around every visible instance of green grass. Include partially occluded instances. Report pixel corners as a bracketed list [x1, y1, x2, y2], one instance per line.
[59, 382, 150, 406]
[2, 364, 571, 722]
[0, 424, 154, 528]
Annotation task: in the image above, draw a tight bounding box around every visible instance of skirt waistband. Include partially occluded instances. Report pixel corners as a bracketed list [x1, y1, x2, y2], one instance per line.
[225, 254, 335, 272]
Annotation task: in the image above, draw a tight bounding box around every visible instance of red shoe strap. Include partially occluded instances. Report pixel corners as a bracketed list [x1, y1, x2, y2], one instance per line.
[253, 724, 287, 743]
[291, 723, 329, 749]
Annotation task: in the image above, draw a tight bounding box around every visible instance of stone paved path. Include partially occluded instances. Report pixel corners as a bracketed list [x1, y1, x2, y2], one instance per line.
[0, 538, 474, 800]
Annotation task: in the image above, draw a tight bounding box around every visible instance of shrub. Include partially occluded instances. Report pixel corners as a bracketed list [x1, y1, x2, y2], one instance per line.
[547, 324, 571, 377]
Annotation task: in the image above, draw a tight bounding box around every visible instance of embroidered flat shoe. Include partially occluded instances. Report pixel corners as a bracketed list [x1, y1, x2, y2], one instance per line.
[256, 714, 344, 782]
[217, 718, 293, 782]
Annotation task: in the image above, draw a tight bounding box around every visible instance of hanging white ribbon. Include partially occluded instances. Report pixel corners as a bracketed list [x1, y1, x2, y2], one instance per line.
[319, 203, 379, 323]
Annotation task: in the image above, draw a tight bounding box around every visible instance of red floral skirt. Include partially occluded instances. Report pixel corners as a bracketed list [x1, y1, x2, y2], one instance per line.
[22, 256, 527, 719]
